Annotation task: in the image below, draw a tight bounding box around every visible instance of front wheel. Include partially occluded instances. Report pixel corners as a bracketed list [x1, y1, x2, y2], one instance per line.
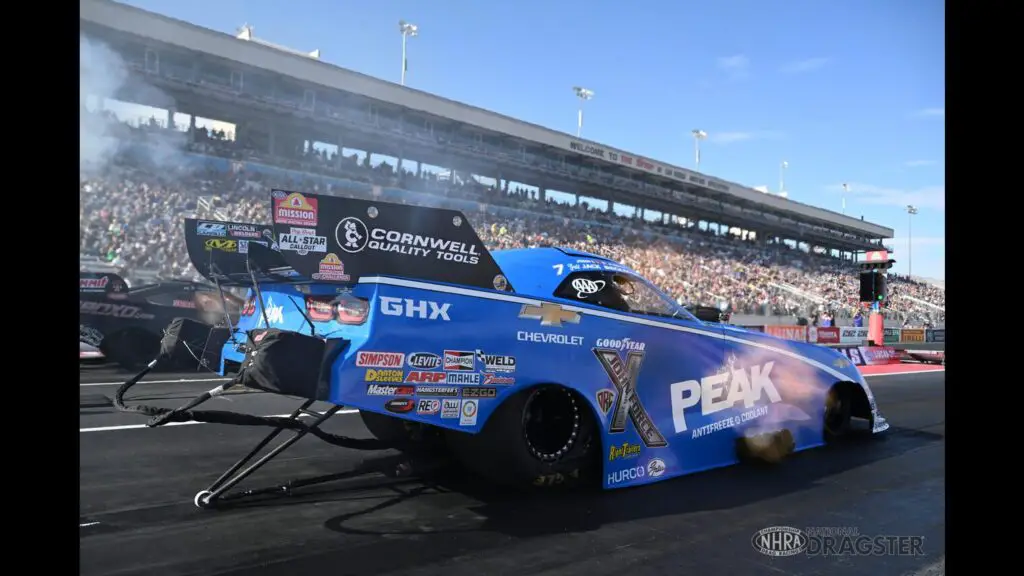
[445, 385, 599, 490]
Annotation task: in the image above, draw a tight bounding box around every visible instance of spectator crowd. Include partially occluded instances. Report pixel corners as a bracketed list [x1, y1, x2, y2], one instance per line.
[80, 112, 945, 326]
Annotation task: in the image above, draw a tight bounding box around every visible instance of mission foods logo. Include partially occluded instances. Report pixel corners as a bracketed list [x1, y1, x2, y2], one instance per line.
[314, 253, 350, 281]
[273, 191, 318, 227]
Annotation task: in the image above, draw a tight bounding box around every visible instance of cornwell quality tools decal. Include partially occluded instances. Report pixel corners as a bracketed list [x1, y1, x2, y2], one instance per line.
[593, 349, 668, 448]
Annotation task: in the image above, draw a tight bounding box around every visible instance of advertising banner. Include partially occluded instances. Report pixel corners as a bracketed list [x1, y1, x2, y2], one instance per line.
[764, 325, 808, 342]
[836, 346, 866, 366]
[808, 326, 840, 344]
[859, 346, 900, 366]
[839, 327, 869, 345]
[900, 328, 926, 343]
[926, 329, 945, 343]
[883, 328, 901, 344]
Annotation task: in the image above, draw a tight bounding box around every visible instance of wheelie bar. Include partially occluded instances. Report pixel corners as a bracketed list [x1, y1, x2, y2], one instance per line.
[193, 400, 342, 509]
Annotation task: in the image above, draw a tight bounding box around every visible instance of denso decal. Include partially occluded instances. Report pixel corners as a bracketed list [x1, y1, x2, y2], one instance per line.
[366, 384, 414, 396]
[594, 338, 646, 351]
[384, 398, 415, 414]
[446, 372, 481, 385]
[481, 372, 514, 386]
[475, 350, 516, 372]
[408, 352, 442, 369]
[607, 465, 645, 486]
[334, 217, 481, 265]
[273, 192, 318, 226]
[593, 348, 668, 448]
[79, 301, 154, 320]
[443, 350, 475, 371]
[415, 385, 459, 397]
[365, 369, 404, 383]
[608, 442, 641, 462]
[406, 371, 447, 384]
[416, 399, 441, 415]
[380, 297, 451, 321]
[355, 351, 405, 368]
[669, 361, 782, 435]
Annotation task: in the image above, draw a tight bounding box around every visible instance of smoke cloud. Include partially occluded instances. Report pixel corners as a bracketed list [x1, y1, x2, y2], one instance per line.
[79, 34, 188, 174]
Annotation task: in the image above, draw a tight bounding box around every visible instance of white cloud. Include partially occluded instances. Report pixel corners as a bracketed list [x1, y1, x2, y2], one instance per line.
[915, 107, 944, 117]
[716, 55, 749, 79]
[826, 182, 945, 211]
[780, 57, 830, 74]
[709, 130, 785, 145]
[904, 160, 936, 167]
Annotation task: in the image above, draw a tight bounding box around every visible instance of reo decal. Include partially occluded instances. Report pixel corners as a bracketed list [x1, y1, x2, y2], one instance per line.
[335, 217, 481, 265]
[273, 192, 318, 226]
[380, 297, 451, 321]
[365, 369, 404, 383]
[669, 361, 782, 434]
[366, 384, 415, 396]
[416, 399, 441, 415]
[608, 442, 642, 462]
[593, 349, 668, 448]
[595, 389, 615, 416]
[443, 350, 475, 371]
[355, 351, 405, 368]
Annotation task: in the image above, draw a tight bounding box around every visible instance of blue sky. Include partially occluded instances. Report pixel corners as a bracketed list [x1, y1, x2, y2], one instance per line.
[116, 0, 945, 280]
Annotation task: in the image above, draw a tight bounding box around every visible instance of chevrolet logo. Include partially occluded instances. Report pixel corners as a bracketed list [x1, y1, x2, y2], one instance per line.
[518, 303, 580, 327]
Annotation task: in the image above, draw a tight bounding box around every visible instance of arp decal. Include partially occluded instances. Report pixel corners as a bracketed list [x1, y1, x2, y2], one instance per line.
[593, 348, 668, 448]
[406, 371, 447, 384]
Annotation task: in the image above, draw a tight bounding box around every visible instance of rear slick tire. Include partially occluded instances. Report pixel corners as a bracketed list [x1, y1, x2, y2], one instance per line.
[445, 385, 599, 490]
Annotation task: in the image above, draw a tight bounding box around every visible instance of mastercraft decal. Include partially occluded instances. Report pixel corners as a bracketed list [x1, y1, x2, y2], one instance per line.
[366, 384, 415, 396]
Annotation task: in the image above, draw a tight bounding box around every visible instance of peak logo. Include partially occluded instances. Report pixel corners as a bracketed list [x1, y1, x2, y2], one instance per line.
[669, 361, 782, 433]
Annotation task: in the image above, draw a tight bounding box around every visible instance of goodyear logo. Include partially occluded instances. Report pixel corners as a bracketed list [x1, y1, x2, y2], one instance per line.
[365, 369, 404, 383]
[204, 238, 238, 252]
[608, 442, 641, 462]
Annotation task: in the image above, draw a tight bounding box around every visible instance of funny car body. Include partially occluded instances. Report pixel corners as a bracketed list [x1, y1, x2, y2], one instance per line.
[183, 190, 890, 493]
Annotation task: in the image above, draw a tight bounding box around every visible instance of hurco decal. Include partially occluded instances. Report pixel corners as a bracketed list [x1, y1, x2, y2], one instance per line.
[608, 442, 642, 462]
[273, 192, 318, 226]
[669, 361, 782, 437]
[406, 371, 447, 384]
[314, 253, 350, 281]
[593, 348, 668, 448]
[364, 369, 404, 383]
[335, 216, 480, 265]
[355, 351, 405, 368]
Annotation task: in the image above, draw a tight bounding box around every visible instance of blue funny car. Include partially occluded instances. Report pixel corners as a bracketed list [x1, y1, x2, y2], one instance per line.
[164, 189, 888, 507]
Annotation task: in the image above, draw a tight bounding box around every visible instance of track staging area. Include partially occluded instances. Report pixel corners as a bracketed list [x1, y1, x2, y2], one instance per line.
[80, 368, 945, 576]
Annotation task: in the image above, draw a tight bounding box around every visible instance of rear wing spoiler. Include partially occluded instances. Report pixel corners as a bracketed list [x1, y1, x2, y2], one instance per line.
[183, 219, 304, 287]
[266, 189, 511, 291]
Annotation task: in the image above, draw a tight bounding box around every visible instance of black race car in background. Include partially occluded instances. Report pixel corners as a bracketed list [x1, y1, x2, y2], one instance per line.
[80, 272, 243, 370]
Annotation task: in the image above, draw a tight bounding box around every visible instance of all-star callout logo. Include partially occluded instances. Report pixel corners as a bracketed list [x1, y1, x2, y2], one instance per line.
[273, 191, 319, 227]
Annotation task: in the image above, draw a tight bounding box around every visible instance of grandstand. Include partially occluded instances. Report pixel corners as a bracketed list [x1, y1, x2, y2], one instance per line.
[78, 0, 943, 326]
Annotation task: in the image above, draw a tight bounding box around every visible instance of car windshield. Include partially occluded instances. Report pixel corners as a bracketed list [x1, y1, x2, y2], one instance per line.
[554, 271, 698, 321]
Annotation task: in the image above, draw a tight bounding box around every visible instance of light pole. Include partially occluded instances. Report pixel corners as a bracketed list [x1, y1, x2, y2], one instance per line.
[398, 20, 418, 86]
[841, 183, 849, 215]
[572, 86, 593, 138]
[906, 205, 918, 278]
[692, 129, 707, 169]
[779, 161, 788, 194]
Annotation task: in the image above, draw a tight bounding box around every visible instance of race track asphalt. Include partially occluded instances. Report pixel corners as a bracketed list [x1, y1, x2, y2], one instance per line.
[80, 369, 945, 576]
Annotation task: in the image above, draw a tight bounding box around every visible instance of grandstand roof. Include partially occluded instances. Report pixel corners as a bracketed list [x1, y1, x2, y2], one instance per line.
[82, 0, 895, 243]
